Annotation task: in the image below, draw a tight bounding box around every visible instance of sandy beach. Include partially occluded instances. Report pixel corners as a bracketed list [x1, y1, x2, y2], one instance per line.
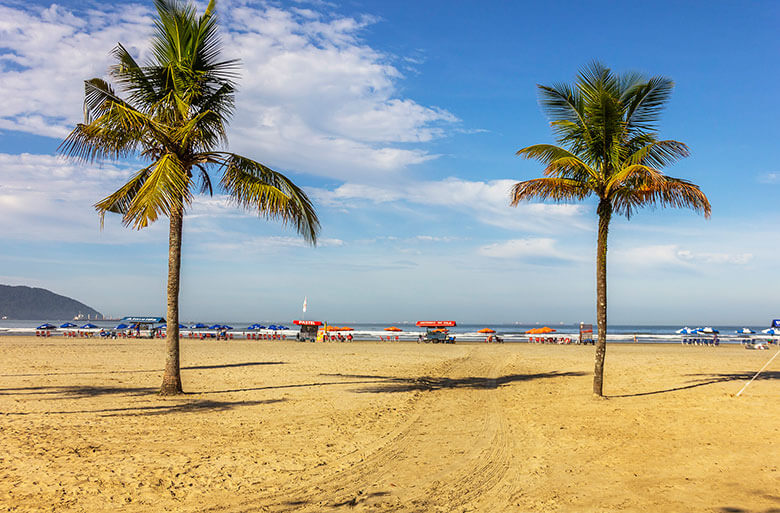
[1, 337, 778, 512]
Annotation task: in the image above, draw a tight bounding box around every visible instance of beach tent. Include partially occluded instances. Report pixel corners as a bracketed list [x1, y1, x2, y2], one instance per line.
[384, 326, 403, 332]
[736, 328, 756, 334]
[478, 328, 496, 334]
[60, 322, 77, 328]
[37, 323, 56, 330]
[80, 323, 98, 329]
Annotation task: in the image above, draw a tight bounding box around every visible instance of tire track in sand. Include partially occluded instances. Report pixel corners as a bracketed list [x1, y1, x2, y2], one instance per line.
[220, 348, 517, 513]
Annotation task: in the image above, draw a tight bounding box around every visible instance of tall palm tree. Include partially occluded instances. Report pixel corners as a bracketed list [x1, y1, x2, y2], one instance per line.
[60, 0, 319, 395]
[510, 62, 710, 396]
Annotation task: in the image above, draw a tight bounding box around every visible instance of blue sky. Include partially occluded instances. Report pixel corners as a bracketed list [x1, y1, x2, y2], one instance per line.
[0, 0, 778, 324]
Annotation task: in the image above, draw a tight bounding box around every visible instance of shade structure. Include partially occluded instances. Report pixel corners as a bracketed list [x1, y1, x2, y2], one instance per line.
[60, 322, 77, 328]
[735, 328, 755, 334]
[384, 326, 403, 332]
[37, 323, 56, 330]
[526, 327, 556, 334]
[80, 323, 98, 329]
[114, 323, 129, 329]
[761, 328, 779, 335]
[676, 327, 694, 334]
[247, 324, 266, 330]
[339, 326, 354, 331]
[698, 327, 719, 334]
[477, 328, 496, 334]
[325, 326, 351, 332]
[208, 324, 222, 330]
[191, 323, 208, 329]
[222, 325, 233, 330]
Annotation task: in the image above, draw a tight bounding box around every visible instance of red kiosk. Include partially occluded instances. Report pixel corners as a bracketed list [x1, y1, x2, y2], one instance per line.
[416, 320, 457, 343]
[294, 319, 322, 342]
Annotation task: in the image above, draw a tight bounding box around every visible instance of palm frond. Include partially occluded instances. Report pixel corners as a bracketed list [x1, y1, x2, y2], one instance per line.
[510, 177, 592, 206]
[123, 153, 192, 229]
[626, 139, 689, 168]
[624, 76, 674, 132]
[218, 153, 320, 244]
[94, 165, 154, 228]
[611, 174, 711, 219]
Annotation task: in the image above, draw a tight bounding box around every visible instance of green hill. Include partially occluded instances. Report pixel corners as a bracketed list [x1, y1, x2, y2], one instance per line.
[0, 285, 102, 320]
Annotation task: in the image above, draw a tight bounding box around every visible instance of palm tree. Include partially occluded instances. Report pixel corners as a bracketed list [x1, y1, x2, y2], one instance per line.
[60, 0, 319, 395]
[510, 62, 710, 396]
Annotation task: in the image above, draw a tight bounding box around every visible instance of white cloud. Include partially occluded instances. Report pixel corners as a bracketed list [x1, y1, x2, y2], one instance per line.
[313, 177, 589, 232]
[758, 172, 780, 184]
[478, 238, 576, 262]
[614, 244, 753, 267]
[0, 3, 459, 180]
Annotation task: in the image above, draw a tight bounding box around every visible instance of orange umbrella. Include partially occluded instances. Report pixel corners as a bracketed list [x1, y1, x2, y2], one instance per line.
[526, 327, 556, 334]
[325, 326, 341, 331]
[477, 328, 496, 334]
[384, 326, 403, 332]
[340, 326, 354, 331]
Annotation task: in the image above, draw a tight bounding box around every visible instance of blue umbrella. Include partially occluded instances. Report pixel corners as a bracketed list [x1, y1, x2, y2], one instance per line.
[675, 327, 694, 334]
[698, 327, 719, 334]
[159, 323, 187, 329]
[191, 323, 207, 329]
[735, 328, 755, 334]
[208, 324, 222, 330]
[115, 323, 129, 330]
[268, 325, 279, 330]
[761, 328, 779, 335]
[37, 323, 56, 330]
[60, 322, 77, 328]
[222, 325, 233, 330]
[81, 323, 98, 329]
[278, 325, 289, 330]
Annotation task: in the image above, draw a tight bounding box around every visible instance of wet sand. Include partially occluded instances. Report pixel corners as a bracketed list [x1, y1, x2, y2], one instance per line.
[1, 337, 778, 512]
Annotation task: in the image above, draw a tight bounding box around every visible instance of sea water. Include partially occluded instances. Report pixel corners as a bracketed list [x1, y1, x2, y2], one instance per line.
[1, 320, 776, 344]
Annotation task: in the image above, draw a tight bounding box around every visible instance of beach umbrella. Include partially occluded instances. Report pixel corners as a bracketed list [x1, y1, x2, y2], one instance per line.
[115, 323, 129, 330]
[37, 323, 56, 330]
[526, 327, 556, 334]
[222, 325, 233, 330]
[208, 324, 222, 330]
[675, 327, 693, 334]
[761, 328, 779, 335]
[699, 327, 719, 334]
[735, 328, 755, 334]
[340, 326, 354, 331]
[477, 328, 496, 334]
[268, 324, 278, 330]
[278, 325, 289, 330]
[191, 323, 207, 329]
[60, 322, 77, 328]
[80, 323, 98, 329]
[384, 326, 403, 332]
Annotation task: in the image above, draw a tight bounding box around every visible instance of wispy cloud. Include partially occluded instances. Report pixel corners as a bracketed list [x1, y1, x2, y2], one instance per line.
[613, 244, 753, 268]
[478, 238, 579, 264]
[312, 178, 589, 232]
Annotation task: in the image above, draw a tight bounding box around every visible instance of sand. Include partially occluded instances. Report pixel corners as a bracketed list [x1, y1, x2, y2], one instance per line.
[0, 336, 778, 512]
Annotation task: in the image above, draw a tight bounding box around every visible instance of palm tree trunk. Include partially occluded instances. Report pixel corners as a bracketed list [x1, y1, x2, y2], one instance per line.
[160, 205, 184, 395]
[593, 199, 612, 396]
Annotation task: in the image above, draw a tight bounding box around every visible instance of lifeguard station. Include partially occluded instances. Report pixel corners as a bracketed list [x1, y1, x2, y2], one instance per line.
[416, 320, 457, 343]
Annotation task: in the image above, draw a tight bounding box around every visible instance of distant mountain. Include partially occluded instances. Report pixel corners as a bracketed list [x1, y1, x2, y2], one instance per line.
[0, 285, 102, 320]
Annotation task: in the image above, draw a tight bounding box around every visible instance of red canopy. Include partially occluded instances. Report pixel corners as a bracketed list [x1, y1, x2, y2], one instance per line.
[294, 320, 322, 326]
[416, 321, 457, 328]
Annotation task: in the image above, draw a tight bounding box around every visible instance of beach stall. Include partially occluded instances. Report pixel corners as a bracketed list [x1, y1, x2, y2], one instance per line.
[294, 319, 322, 342]
[416, 320, 457, 343]
[122, 316, 165, 338]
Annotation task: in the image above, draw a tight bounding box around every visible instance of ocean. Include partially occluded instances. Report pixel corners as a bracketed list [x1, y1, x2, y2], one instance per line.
[1, 320, 775, 344]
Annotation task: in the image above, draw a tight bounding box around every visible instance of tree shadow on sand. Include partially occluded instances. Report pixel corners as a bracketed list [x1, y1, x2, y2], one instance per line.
[608, 371, 780, 398]
[320, 371, 587, 393]
[2, 383, 287, 416]
[0, 361, 286, 378]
